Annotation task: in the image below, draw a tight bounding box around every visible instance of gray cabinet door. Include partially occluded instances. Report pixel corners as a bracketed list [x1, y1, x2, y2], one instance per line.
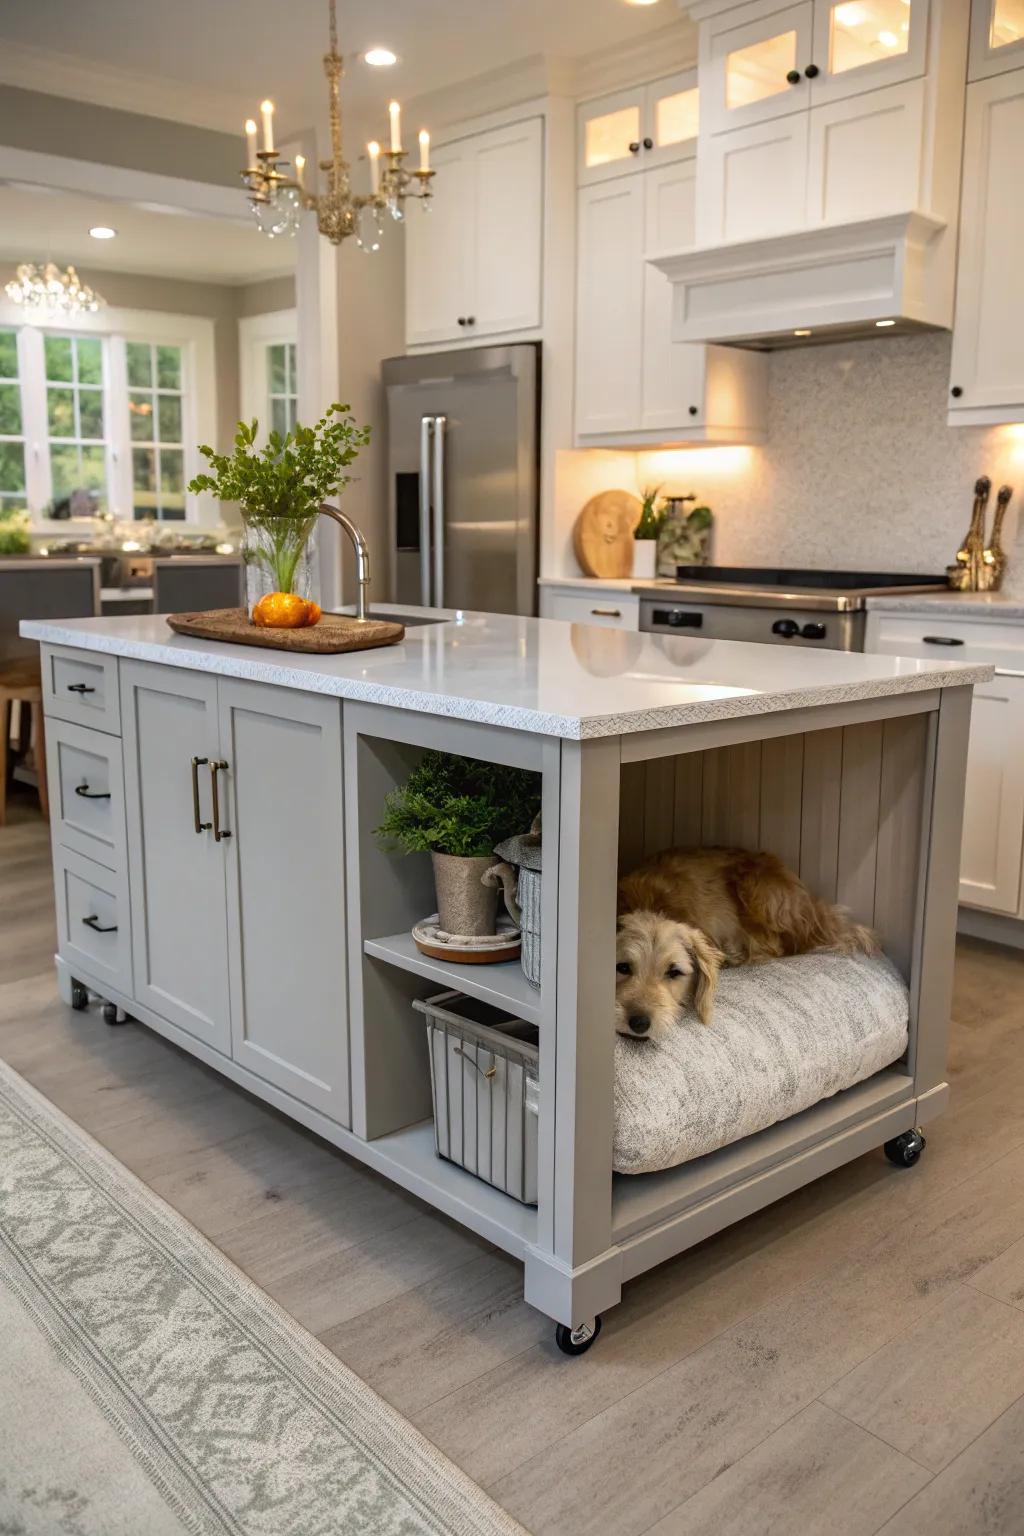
[121, 661, 231, 1054]
[218, 679, 350, 1125]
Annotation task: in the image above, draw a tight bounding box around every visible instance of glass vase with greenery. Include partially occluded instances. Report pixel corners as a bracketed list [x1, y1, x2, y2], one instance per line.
[188, 404, 370, 617]
[376, 751, 542, 937]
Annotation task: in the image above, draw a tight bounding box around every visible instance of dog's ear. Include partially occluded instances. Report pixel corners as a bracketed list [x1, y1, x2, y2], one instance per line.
[688, 928, 723, 1024]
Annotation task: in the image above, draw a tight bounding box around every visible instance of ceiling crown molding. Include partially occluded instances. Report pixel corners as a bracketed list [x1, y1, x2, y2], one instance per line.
[572, 18, 698, 101]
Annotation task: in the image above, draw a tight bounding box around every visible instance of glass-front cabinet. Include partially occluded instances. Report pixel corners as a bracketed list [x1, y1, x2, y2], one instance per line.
[578, 70, 699, 183]
[969, 0, 1024, 78]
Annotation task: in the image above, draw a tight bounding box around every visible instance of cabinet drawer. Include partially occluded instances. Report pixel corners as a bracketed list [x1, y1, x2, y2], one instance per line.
[542, 590, 640, 630]
[867, 614, 1024, 672]
[53, 845, 133, 999]
[42, 646, 121, 734]
[46, 718, 126, 873]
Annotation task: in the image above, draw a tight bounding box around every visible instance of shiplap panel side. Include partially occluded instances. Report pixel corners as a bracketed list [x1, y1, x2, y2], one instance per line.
[759, 734, 805, 869]
[672, 752, 704, 848]
[701, 742, 762, 848]
[618, 759, 648, 872]
[874, 713, 929, 978]
[799, 728, 843, 901]
[642, 755, 678, 860]
[836, 721, 884, 926]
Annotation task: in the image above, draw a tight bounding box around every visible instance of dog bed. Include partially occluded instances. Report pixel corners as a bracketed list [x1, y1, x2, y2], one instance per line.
[614, 951, 909, 1175]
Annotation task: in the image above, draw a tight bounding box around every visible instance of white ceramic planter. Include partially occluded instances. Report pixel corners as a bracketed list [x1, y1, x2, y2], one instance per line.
[632, 540, 657, 579]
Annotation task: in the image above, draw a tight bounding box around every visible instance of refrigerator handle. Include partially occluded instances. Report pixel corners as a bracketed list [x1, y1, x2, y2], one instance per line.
[432, 414, 447, 610]
[418, 415, 434, 607]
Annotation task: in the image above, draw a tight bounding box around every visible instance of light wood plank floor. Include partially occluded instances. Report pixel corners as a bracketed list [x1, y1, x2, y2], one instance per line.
[5, 801, 1024, 1535]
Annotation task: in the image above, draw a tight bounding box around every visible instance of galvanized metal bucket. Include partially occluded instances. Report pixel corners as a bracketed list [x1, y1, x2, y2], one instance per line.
[485, 826, 542, 990]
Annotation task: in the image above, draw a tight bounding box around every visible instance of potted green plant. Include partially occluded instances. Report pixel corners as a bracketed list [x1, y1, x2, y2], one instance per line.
[633, 486, 665, 579]
[0, 507, 30, 556]
[375, 751, 541, 936]
[188, 404, 370, 619]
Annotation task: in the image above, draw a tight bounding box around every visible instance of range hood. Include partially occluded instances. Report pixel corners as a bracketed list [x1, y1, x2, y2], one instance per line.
[649, 210, 951, 349]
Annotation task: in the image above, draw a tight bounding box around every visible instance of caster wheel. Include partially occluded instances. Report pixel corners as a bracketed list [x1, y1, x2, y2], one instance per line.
[70, 981, 89, 1011]
[884, 1128, 926, 1168]
[554, 1316, 602, 1356]
[102, 1002, 126, 1026]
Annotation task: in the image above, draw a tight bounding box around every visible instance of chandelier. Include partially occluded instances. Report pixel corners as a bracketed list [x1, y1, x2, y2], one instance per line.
[242, 0, 434, 249]
[4, 262, 106, 317]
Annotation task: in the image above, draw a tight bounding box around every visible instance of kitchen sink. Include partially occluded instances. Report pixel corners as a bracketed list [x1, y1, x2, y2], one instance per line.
[366, 609, 446, 627]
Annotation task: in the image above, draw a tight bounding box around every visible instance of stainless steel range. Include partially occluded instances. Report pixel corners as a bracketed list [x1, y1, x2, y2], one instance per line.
[639, 567, 946, 651]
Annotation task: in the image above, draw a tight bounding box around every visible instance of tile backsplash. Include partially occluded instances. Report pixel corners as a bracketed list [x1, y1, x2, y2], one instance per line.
[553, 333, 1024, 596]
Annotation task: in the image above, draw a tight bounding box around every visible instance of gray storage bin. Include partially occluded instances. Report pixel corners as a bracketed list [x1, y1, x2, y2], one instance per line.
[413, 990, 539, 1205]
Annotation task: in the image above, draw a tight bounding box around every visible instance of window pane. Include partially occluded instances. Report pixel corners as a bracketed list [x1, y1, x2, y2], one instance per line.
[79, 446, 107, 500]
[990, 0, 1024, 45]
[50, 444, 80, 498]
[126, 342, 153, 388]
[48, 386, 75, 438]
[160, 448, 184, 494]
[270, 396, 290, 437]
[268, 343, 287, 393]
[830, 0, 910, 73]
[0, 383, 22, 435]
[286, 398, 297, 433]
[133, 447, 156, 492]
[129, 392, 154, 441]
[76, 337, 102, 385]
[0, 329, 17, 379]
[726, 30, 797, 109]
[656, 86, 700, 146]
[78, 388, 104, 440]
[156, 345, 181, 389]
[157, 393, 182, 443]
[584, 105, 641, 169]
[0, 441, 25, 493]
[44, 335, 74, 382]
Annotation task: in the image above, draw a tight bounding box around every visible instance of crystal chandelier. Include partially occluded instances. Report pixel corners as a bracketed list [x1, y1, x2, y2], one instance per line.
[4, 262, 106, 317]
[242, 0, 434, 250]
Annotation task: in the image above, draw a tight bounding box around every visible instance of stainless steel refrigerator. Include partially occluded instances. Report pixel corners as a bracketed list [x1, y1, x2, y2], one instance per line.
[382, 343, 540, 615]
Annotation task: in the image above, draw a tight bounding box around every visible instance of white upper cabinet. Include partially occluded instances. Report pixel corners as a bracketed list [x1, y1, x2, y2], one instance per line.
[809, 0, 930, 104]
[969, 0, 1024, 78]
[405, 117, 543, 348]
[948, 68, 1024, 422]
[702, 0, 814, 134]
[700, 111, 811, 241]
[579, 70, 700, 184]
[575, 177, 646, 435]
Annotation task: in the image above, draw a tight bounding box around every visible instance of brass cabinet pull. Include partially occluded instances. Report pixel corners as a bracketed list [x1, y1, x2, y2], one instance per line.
[83, 914, 117, 933]
[209, 760, 231, 841]
[591, 608, 622, 618]
[75, 782, 111, 800]
[191, 756, 211, 834]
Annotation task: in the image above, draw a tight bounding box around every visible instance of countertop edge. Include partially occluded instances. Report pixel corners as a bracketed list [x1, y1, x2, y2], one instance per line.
[865, 592, 1024, 619]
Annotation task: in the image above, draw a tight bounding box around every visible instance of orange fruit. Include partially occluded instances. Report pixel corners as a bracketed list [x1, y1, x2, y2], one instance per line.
[304, 601, 322, 626]
[252, 591, 312, 629]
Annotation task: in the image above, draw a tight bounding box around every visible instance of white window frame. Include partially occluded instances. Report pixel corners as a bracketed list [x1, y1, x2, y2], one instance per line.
[0, 323, 27, 509]
[0, 299, 218, 532]
[238, 308, 299, 446]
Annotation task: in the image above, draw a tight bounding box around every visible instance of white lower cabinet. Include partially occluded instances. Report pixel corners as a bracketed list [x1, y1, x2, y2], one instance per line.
[539, 586, 641, 629]
[958, 675, 1024, 915]
[120, 662, 350, 1123]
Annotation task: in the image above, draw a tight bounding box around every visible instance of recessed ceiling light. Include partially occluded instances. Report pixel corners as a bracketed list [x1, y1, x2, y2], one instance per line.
[364, 46, 397, 66]
[624, 0, 661, 6]
[89, 225, 117, 240]
[794, 328, 812, 336]
[875, 318, 896, 327]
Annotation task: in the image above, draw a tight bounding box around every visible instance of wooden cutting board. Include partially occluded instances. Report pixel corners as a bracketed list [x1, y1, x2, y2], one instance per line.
[573, 489, 643, 578]
[166, 608, 405, 654]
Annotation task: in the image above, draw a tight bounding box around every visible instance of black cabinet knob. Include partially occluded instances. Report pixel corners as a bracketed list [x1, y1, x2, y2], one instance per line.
[643, 137, 654, 150]
[688, 405, 699, 417]
[786, 68, 801, 84]
[772, 618, 801, 638]
[628, 141, 640, 153]
[466, 316, 476, 326]
[801, 622, 827, 640]
[951, 386, 963, 398]
[457, 316, 466, 326]
[804, 63, 820, 77]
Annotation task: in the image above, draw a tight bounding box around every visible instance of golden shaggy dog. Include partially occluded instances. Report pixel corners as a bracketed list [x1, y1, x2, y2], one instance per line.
[615, 847, 877, 1039]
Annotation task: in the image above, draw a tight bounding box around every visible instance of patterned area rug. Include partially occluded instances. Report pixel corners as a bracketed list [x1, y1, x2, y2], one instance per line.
[0, 1057, 527, 1536]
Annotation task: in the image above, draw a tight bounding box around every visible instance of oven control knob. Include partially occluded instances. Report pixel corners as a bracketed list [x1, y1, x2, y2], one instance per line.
[801, 622, 827, 640]
[771, 618, 800, 638]
[668, 610, 686, 627]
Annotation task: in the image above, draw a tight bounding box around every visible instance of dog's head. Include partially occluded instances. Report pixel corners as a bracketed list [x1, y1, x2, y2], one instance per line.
[615, 911, 723, 1041]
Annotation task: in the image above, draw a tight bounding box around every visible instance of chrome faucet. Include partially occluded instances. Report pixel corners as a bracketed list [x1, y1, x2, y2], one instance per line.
[318, 503, 370, 621]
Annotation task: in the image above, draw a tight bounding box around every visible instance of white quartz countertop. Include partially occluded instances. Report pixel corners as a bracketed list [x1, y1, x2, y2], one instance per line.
[865, 591, 1024, 620]
[22, 610, 992, 741]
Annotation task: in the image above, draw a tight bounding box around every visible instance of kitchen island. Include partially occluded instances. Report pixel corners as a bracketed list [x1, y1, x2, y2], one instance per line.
[21, 608, 990, 1348]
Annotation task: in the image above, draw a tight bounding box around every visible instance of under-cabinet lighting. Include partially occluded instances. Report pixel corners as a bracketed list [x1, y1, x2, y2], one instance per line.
[875, 319, 896, 327]
[794, 328, 812, 336]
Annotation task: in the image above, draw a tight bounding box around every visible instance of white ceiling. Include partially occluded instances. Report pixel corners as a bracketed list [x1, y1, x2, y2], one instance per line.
[0, 0, 680, 137]
[0, 184, 294, 286]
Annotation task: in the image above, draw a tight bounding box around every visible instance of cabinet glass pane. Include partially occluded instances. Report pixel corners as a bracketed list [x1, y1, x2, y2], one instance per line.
[656, 87, 700, 145]
[829, 0, 910, 73]
[584, 105, 641, 168]
[726, 31, 798, 110]
[991, 0, 1024, 47]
